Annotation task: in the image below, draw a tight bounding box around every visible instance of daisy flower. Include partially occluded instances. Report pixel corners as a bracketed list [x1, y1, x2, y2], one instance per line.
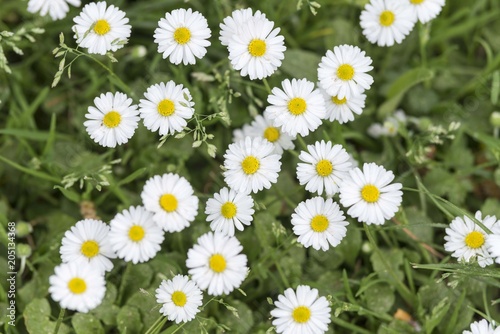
[186, 232, 248, 296]
[408, 0, 446, 24]
[444, 211, 496, 268]
[296, 141, 352, 196]
[319, 85, 366, 124]
[84, 91, 140, 148]
[139, 81, 195, 136]
[317, 44, 374, 100]
[108, 206, 165, 264]
[72, 1, 131, 55]
[291, 197, 349, 251]
[154, 8, 211, 65]
[141, 173, 199, 233]
[266, 78, 326, 137]
[463, 319, 499, 334]
[49, 262, 106, 313]
[245, 113, 295, 154]
[28, 0, 80, 20]
[60, 219, 116, 273]
[223, 137, 282, 194]
[155, 275, 203, 324]
[270, 285, 331, 334]
[228, 16, 286, 80]
[360, 0, 415, 47]
[205, 187, 255, 237]
[219, 8, 267, 47]
[339, 162, 403, 225]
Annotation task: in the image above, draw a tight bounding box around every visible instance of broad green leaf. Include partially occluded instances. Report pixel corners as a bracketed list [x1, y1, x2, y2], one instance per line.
[72, 313, 104, 334]
[363, 283, 395, 314]
[117, 305, 143, 334]
[281, 49, 321, 82]
[23, 298, 70, 334]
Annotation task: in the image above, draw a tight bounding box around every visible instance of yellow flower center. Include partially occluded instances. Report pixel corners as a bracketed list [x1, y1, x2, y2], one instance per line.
[173, 27, 191, 45]
[292, 306, 311, 323]
[68, 277, 87, 294]
[380, 10, 395, 27]
[464, 231, 485, 249]
[103, 111, 121, 128]
[361, 184, 380, 203]
[331, 95, 347, 105]
[310, 215, 329, 232]
[160, 194, 178, 212]
[287, 97, 307, 116]
[171, 291, 187, 307]
[157, 99, 175, 117]
[221, 202, 237, 219]
[337, 64, 355, 81]
[410, 0, 425, 4]
[93, 19, 111, 35]
[80, 240, 99, 258]
[316, 159, 333, 177]
[264, 127, 280, 142]
[241, 156, 260, 175]
[128, 225, 145, 242]
[248, 39, 267, 57]
[209, 254, 226, 273]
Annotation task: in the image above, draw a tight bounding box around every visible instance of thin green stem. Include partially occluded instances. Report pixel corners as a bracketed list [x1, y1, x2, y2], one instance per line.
[117, 262, 132, 305]
[330, 315, 372, 334]
[144, 315, 167, 334]
[53, 308, 65, 334]
[296, 135, 308, 150]
[262, 78, 272, 94]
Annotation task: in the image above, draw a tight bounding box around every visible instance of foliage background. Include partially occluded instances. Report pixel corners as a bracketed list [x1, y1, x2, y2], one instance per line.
[1, 0, 500, 333]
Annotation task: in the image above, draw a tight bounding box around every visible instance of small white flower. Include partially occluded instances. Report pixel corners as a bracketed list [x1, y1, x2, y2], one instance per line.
[84, 91, 140, 148]
[139, 81, 195, 136]
[186, 232, 248, 296]
[73, 1, 131, 55]
[205, 187, 255, 237]
[463, 319, 500, 334]
[219, 8, 266, 47]
[444, 211, 495, 268]
[291, 197, 349, 251]
[408, 0, 445, 24]
[223, 137, 282, 194]
[60, 219, 116, 273]
[228, 16, 286, 80]
[297, 141, 352, 196]
[108, 206, 165, 264]
[319, 85, 366, 124]
[270, 285, 331, 334]
[141, 173, 199, 233]
[360, 0, 415, 47]
[266, 78, 326, 137]
[245, 113, 295, 154]
[28, 0, 81, 20]
[154, 8, 211, 65]
[339, 162, 403, 225]
[49, 262, 106, 313]
[155, 275, 203, 324]
[318, 44, 374, 100]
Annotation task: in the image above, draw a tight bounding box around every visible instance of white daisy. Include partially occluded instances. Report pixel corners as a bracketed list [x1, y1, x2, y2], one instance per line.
[487, 217, 500, 264]
[154, 8, 211, 65]
[223, 136, 282, 194]
[28, 0, 80, 20]
[72, 1, 131, 55]
[49, 262, 106, 313]
[155, 275, 203, 324]
[60, 219, 116, 273]
[228, 16, 286, 80]
[205, 187, 255, 237]
[108, 206, 165, 264]
[266, 78, 326, 137]
[270, 285, 331, 334]
[291, 197, 349, 251]
[319, 85, 366, 124]
[139, 81, 195, 136]
[463, 319, 500, 334]
[141, 173, 199, 233]
[219, 8, 267, 47]
[444, 211, 496, 268]
[84, 91, 139, 148]
[408, 0, 446, 24]
[245, 112, 295, 154]
[186, 232, 248, 296]
[339, 162, 403, 225]
[296, 141, 352, 196]
[317, 44, 374, 100]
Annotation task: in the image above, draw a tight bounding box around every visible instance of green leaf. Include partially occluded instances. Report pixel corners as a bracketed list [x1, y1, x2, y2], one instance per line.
[23, 298, 70, 334]
[72, 313, 104, 334]
[370, 248, 404, 281]
[117, 167, 147, 186]
[280, 49, 321, 82]
[117, 305, 143, 334]
[54, 185, 81, 203]
[363, 283, 395, 314]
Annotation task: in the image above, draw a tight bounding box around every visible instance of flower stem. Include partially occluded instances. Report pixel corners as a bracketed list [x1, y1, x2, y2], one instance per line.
[117, 262, 132, 305]
[53, 308, 65, 334]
